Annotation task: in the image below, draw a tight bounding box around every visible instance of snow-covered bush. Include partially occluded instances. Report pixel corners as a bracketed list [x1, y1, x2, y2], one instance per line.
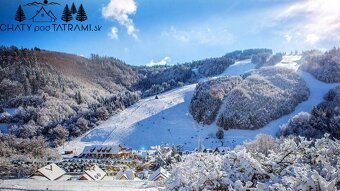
[300, 47, 340, 83]
[166, 135, 340, 190]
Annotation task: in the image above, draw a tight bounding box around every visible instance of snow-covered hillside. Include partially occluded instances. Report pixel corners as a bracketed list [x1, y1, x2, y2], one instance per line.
[61, 56, 340, 153]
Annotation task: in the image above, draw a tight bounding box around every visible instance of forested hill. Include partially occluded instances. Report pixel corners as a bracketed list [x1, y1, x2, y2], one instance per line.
[0, 47, 141, 146]
[0, 46, 275, 147]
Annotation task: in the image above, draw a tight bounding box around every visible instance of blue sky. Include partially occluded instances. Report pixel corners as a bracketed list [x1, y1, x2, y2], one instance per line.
[0, 0, 339, 66]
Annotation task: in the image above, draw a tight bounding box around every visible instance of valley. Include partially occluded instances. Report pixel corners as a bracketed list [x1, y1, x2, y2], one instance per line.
[61, 55, 340, 154]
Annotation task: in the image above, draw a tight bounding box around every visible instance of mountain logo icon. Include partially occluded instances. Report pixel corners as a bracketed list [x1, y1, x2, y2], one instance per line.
[31, 6, 57, 22]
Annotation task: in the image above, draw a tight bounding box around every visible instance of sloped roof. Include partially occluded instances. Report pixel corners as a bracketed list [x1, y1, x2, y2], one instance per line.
[79, 174, 92, 180]
[37, 164, 66, 181]
[84, 165, 106, 181]
[116, 169, 135, 180]
[217, 146, 229, 152]
[148, 167, 170, 181]
[31, 7, 53, 20]
[81, 145, 120, 155]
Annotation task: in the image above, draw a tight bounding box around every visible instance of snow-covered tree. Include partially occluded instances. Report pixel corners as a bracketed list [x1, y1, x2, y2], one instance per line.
[166, 135, 340, 190]
[280, 86, 340, 139]
[300, 47, 340, 83]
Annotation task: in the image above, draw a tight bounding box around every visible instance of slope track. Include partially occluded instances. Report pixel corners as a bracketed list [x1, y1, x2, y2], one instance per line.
[61, 55, 339, 154]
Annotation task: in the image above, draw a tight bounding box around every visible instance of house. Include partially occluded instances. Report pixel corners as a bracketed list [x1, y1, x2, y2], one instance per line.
[80, 145, 133, 159]
[115, 169, 136, 180]
[214, 146, 229, 154]
[133, 150, 155, 160]
[203, 148, 214, 153]
[136, 170, 149, 180]
[79, 165, 106, 181]
[31, 163, 66, 181]
[31, 7, 57, 22]
[148, 167, 170, 181]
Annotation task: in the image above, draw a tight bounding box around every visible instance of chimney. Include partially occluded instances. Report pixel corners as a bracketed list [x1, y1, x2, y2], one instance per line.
[50, 165, 53, 171]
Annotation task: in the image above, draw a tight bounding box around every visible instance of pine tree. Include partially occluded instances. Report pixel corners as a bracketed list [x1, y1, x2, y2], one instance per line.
[15, 5, 26, 22]
[71, 2, 77, 14]
[216, 128, 224, 140]
[61, 5, 72, 22]
[76, 4, 87, 22]
[75, 91, 83, 104]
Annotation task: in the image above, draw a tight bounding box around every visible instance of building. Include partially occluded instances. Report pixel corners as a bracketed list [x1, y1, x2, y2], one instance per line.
[115, 169, 136, 180]
[31, 164, 66, 181]
[132, 150, 156, 160]
[31, 7, 57, 22]
[79, 145, 133, 159]
[148, 167, 170, 181]
[79, 165, 106, 181]
[214, 146, 230, 154]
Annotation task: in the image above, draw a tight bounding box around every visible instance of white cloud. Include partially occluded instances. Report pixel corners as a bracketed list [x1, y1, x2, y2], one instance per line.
[276, 0, 340, 46]
[284, 33, 292, 42]
[147, 56, 171, 67]
[163, 26, 234, 46]
[102, 0, 138, 40]
[108, 27, 119, 40]
[305, 34, 320, 44]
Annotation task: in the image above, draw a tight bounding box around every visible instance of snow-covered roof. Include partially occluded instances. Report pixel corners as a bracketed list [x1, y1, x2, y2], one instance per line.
[84, 165, 106, 181]
[81, 145, 120, 155]
[148, 167, 170, 181]
[216, 147, 229, 152]
[37, 164, 66, 181]
[116, 169, 135, 180]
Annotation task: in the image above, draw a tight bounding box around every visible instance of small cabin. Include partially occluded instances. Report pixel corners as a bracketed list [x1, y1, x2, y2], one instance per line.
[116, 169, 136, 180]
[79, 165, 106, 181]
[31, 163, 66, 181]
[148, 167, 170, 181]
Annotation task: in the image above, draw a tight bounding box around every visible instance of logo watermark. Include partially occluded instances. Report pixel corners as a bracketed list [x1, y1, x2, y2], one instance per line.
[1, 0, 102, 32]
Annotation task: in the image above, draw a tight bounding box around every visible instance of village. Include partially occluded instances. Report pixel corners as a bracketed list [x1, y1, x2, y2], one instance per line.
[30, 144, 230, 183]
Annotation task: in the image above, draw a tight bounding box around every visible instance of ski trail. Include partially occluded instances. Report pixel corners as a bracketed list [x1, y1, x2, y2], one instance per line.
[60, 55, 339, 154]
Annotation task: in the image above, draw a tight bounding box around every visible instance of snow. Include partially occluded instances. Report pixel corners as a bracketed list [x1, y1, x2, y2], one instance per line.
[61, 56, 339, 153]
[191, 68, 199, 75]
[0, 179, 158, 191]
[222, 59, 254, 76]
[3, 108, 18, 116]
[0, 124, 9, 134]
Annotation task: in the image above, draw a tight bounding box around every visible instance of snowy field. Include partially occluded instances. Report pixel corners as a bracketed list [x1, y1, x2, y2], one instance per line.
[61, 55, 339, 153]
[0, 179, 159, 191]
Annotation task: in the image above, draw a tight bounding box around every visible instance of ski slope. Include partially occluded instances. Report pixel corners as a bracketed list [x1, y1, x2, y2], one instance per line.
[61, 56, 339, 153]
